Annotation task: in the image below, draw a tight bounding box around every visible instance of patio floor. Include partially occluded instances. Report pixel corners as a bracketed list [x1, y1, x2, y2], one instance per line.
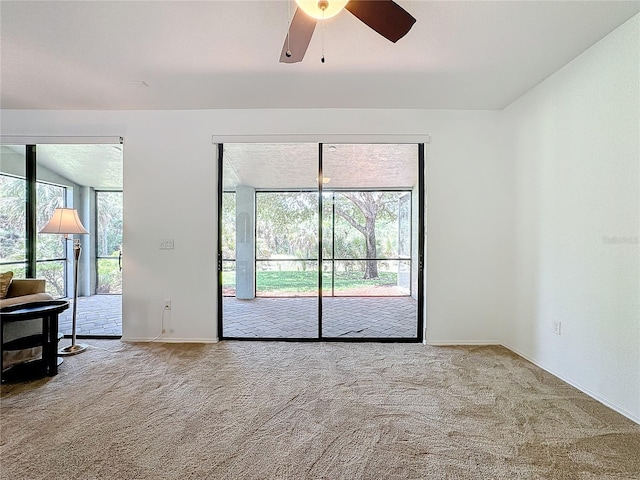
[58, 295, 122, 336]
[222, 296, 418, 339]
[57, 295, 419, 339]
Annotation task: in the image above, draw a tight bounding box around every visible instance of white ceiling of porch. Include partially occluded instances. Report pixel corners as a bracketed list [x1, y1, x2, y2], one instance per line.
[223, 143, 418, 189]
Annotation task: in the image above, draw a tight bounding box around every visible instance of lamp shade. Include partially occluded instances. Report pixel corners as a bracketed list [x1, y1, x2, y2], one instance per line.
[295, 0, 349, 19]
[40, 208, 89, 235]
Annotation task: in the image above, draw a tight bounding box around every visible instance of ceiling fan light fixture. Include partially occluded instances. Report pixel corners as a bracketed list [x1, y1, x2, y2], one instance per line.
[295, 0, 349, 19]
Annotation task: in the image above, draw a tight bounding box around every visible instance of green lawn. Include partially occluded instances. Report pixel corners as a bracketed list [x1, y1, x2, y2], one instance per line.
[223, 270, 397, 293]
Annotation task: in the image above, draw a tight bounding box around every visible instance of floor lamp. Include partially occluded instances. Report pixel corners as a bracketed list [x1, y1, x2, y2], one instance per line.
[40, 208, 89, 355]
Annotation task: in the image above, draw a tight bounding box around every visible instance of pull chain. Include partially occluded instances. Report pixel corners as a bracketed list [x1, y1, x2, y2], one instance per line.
[321, 7, 325, 63]
[285, 0, 292, 57]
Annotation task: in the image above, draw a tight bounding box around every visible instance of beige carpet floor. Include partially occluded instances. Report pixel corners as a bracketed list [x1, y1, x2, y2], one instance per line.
[1, 341, 639, 479]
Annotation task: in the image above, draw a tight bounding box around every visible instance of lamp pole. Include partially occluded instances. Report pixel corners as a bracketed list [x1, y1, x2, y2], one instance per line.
[59, 237, 87, 355]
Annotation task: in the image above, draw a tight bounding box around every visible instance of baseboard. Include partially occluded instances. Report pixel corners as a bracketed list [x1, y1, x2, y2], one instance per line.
[426, 340, 502, 346]
[502, 342, 640, 425]
[121, 337, 219, 344]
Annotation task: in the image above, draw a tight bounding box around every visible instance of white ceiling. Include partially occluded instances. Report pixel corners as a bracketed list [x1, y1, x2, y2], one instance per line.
[2, 0, 638, 110]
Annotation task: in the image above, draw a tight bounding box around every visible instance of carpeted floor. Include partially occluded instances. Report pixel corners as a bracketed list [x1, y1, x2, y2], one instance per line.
[1, 341, 639, 479]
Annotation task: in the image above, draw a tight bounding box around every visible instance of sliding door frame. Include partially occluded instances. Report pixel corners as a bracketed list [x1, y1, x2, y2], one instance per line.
[0, 137, 125, 340]
[216, 139, 426, 343]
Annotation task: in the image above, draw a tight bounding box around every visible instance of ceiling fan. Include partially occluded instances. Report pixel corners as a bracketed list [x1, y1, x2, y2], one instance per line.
[280, 0, 416, 63]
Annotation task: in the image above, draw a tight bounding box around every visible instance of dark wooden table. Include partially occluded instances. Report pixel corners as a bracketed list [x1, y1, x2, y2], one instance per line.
[1, 300, 69, 382]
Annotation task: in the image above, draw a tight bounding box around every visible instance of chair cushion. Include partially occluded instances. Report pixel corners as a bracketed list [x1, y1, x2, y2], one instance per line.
[6, 278, 46, 297]
[0, 292, 54, 308]
[0, 271, 13, 299]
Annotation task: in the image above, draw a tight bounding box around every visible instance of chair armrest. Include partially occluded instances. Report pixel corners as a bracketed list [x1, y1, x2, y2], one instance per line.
[6, 279, 46, 297]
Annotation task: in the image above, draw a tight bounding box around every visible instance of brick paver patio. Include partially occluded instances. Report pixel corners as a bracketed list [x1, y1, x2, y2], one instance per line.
[222, 296, 418, 339]
[57, 295, 418, 339]
[58, 295, 122, 336]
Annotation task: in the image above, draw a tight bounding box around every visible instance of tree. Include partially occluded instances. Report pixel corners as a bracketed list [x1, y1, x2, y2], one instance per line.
[1, 175, 67, 296]
[334, 192, 393, 279]
[256, 192, 317, 260]
[224, 190, 400, 282]
[96, 191, 123, 257]
[0, 175, 27, 262]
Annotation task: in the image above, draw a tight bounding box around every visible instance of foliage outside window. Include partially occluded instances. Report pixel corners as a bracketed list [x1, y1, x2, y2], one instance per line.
[249, 190, 410, 297]
[0, 174, 27, 276]
[96, 191, 123, 294]
[1, 174, 68, 297]
[35, 181, 66, 297]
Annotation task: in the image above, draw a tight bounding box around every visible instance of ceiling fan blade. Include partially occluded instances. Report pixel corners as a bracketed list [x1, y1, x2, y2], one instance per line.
[280, 7, 317, 63]
[345, 0, 416, 43]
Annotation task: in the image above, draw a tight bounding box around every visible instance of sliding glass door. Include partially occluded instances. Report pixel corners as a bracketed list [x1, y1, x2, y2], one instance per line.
[1, 142, 124, 338]
[218, 142, 424, 341]
[320, 144, 420, 339]
[220, 144, 319, 338]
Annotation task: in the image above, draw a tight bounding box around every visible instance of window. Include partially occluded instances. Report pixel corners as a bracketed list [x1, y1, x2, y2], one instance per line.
[0, 173, 27, 278]
[0, 174, 68, 296]
[96, 191, 123, 294]
[221, 191, 236, 296]
[36, 181, 66, 296]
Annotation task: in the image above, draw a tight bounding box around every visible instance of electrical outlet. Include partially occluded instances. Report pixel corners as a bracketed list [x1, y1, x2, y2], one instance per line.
[163, 299, 171, 310]
[552, 321, 561, 335]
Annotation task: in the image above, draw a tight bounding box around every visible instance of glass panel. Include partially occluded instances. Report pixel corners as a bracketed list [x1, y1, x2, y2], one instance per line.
[96, 191, 123, 295]
[0, 175, 27, 270]
[321, 263, 332, 297]
[97, 258, 122, 294]
[222, 143, 318, 338]
[221, 192, 236, 260]
[0, 146, 27, 274]
[332, 191, 409, 260]
[36, 260, 65, 297]
[322, 192, 333, 259]
[321, 144, 418, 339]
[36, 182, 65, 260]
[256, 192, 318, 259]
[1, 263, 26, 279]
[222, 260, 236, 297]
[256, 260, 318, 297]
[96, 191, 123, 257]
[329, 260, 410, 296]
[36, 148, 69, 299]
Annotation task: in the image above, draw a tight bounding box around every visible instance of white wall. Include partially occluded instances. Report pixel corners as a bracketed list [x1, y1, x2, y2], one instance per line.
[425, 111, 513, 344]
[503, 15, 640, 422]
[0, 108, 512, 345]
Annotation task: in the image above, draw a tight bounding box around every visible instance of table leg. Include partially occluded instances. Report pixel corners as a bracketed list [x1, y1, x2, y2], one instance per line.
[42, 313, 51, 376]
[49, 312, 59, 376]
